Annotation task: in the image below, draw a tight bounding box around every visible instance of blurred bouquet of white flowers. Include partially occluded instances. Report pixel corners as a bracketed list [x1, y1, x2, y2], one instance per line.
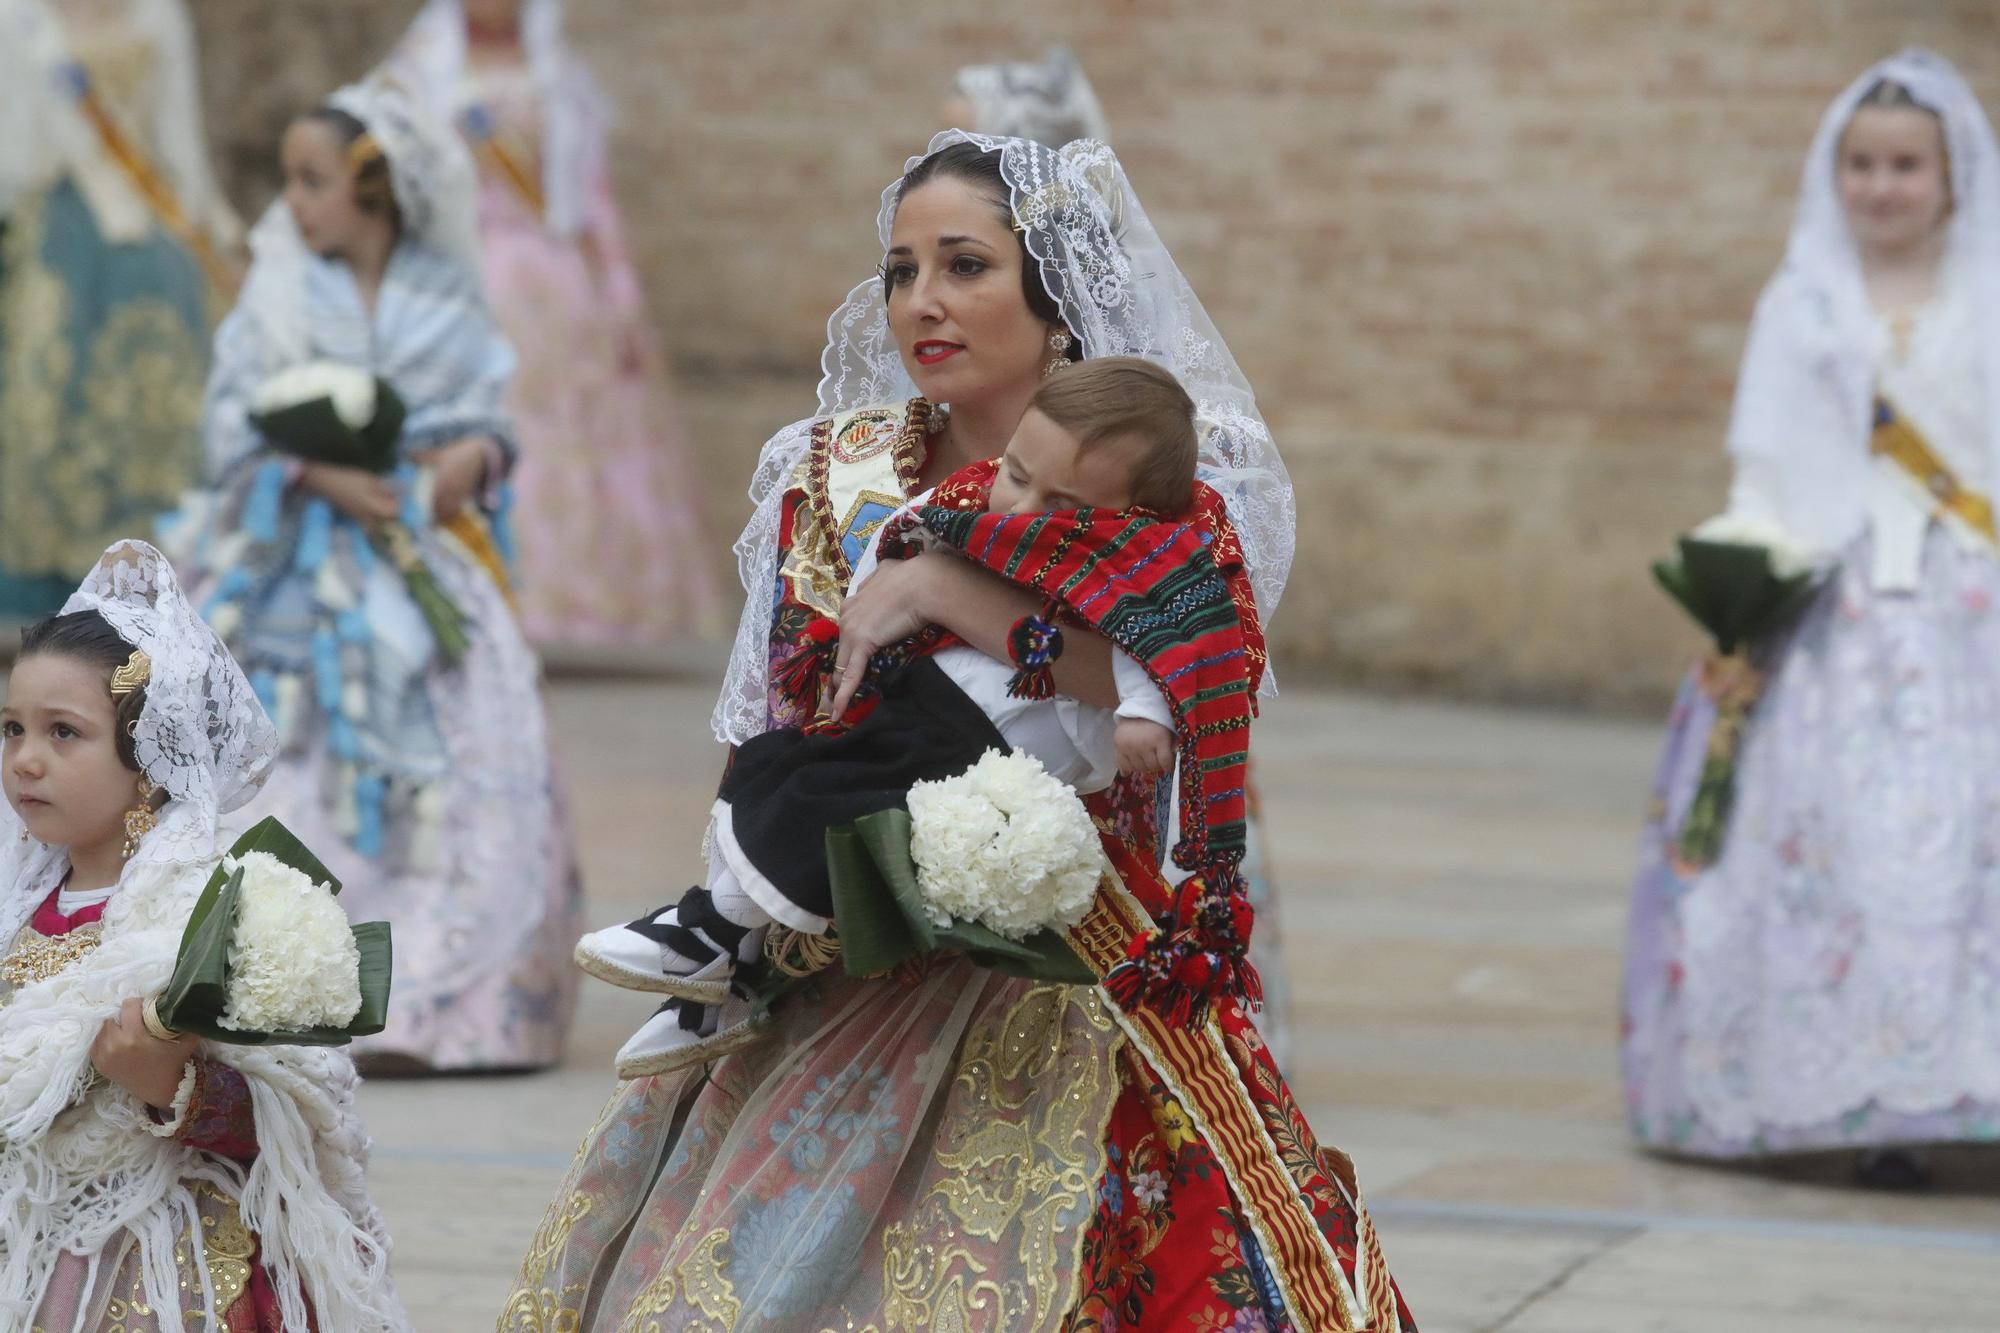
[1688, 511, 1823, 581]
[1654, 512, 1830, 867]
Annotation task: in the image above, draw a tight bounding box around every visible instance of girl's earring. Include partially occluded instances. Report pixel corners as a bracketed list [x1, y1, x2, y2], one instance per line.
[122, 776, 158, 859]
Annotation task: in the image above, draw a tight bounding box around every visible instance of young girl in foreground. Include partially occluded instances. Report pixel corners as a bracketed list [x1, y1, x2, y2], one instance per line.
[0, 540, 407, 1331]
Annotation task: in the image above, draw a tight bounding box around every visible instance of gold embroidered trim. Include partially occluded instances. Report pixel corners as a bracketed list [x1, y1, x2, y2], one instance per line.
[880, 984, 1121, 1328]
[1, 922, 104, 988]
[193, 1180, 256, 1315]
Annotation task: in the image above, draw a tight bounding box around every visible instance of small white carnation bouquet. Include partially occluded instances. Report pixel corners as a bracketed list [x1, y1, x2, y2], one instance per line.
[248, 358, 470, 664]
[827, 749, 1099, 982]
[1653, 510, 1829, 867]
[147, 816, 391, 1046]
[249, 360, 406, 474]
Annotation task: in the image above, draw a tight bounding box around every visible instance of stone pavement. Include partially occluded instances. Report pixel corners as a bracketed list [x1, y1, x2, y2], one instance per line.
[359, 676, 2000, 1332]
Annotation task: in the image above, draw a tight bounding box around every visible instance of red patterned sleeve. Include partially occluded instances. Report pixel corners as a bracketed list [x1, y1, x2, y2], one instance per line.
[155, 1059, 260, 1164]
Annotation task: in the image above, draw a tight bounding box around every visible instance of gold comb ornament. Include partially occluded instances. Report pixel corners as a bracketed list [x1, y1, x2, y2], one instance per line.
[109, 649, 151, 697]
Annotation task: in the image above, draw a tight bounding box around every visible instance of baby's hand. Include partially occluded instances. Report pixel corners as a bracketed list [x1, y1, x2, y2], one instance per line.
[1115, 717, 1175, 776]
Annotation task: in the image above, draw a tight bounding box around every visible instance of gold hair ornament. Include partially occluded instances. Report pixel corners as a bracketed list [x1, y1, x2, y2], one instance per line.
[347, 132, 385, 172]
[109, 649, 150, 697]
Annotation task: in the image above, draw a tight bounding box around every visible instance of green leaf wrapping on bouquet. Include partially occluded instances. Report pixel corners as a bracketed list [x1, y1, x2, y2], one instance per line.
[1674, 693, 1755, 869]
[399, 552, 471, 665]
[1652, 539, 1821, 655]
[155, 816, 393, 1046]
[827, 811, 1096, 985]
[248, 379, 407, 475]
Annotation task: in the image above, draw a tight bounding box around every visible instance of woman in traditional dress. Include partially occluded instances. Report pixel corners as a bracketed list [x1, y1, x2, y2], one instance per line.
[500, 133, 1413, 1332]
[0, 0, 238, 618]
[174, 81, 580, 1073]
[1623, 50, 2000, 1187]
[0, 540, 409, 1332]
[381, 0, 720, 649]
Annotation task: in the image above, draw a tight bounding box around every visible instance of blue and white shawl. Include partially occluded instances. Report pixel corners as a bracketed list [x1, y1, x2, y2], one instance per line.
[175, 233, 517, 861]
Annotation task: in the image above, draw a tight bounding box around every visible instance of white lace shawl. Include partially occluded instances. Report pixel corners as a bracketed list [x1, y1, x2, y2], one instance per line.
[713, 133, 1294, 744]
[1724, 48, 2000, 555]
[0, 543, 407, 1330]
[382, 0, 610, 238]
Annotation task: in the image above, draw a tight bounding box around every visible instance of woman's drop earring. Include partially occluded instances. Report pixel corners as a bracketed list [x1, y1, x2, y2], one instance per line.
[1044, 327, 1075, 377]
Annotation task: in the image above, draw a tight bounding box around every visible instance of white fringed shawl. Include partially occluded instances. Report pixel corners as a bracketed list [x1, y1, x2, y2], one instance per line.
[0, 852, 411, 1332]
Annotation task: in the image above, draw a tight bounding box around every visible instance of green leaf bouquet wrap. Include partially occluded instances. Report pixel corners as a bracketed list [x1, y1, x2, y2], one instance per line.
[1652, 514, 1828, 868]
[826, 750, 1098, 986]
[149, 816, 391, 1046]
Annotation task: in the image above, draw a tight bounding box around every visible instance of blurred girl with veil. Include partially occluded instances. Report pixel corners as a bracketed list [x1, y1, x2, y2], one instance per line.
[172, 80, 581, 1074]
[1624, 50, 2000, 1187]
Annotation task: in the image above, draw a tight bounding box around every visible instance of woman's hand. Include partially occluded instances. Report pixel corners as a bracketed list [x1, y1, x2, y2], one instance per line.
[299, 461, 400, 527]
[411, 437, 493, 523]
[90, 998, 199, 1110]
[830, 553, 1121, 716]
[828, 555, 953, 720]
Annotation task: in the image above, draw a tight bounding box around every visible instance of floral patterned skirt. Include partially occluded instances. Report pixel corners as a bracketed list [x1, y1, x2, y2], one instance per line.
[0, 178, 209, 615]
[1624, 528, 2000, 1156]
[501, 959, 1417, 1331]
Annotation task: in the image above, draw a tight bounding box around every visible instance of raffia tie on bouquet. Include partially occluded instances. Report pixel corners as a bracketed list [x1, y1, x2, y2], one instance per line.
[1676, 648, 1768, 871]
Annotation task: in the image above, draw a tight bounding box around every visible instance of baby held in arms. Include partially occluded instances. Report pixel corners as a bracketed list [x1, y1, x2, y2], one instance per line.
[576, 357, 1199, 1075]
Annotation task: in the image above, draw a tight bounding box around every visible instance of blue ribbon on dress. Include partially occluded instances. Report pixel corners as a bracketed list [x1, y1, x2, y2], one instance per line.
[243, 460, 288, 545]
[295, 499, 333, 573]
[352, 774, 386, 858]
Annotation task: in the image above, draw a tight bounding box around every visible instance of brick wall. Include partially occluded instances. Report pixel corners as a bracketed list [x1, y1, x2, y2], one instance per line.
[186, 0, 2000, 706]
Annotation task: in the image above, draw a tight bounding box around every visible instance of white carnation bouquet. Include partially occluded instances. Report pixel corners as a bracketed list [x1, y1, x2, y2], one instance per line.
[147, 817, 391, 1046]
[907, 749, 1102, 940]
[825, 749, 1100, 982]
[215, 849, 363, 1032]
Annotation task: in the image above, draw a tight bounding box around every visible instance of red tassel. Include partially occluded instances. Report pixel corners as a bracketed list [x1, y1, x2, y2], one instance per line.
[772, 617, 840, 711]
[1005, 602, 1065, 701]
[1100, 866, 1264, 1028]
